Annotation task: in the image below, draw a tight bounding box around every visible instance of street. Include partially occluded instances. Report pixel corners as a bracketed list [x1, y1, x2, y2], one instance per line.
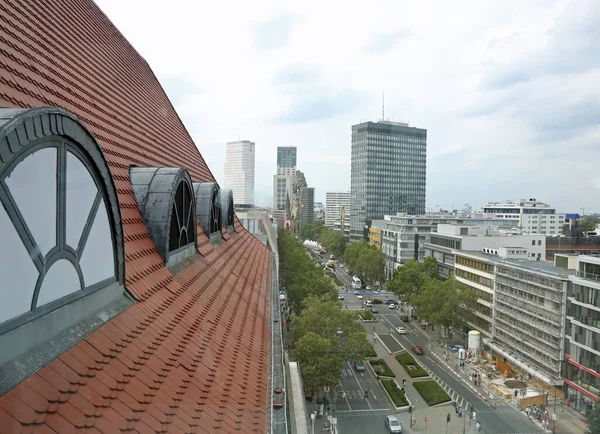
[319, 255, 541, 433]
[372, 312, 543, 434]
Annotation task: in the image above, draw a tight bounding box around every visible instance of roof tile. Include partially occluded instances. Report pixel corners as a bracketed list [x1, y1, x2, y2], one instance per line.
[0, 0, 271, 431]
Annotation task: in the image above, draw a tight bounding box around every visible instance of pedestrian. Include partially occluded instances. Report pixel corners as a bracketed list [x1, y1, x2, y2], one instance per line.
[455, 405, 458, 414]
[476, 421, 481, 432]
[402, 378, 406, 387]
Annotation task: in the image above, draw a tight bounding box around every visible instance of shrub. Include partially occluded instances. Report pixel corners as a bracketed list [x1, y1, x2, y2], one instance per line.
[335, 279, 343, 286]
[358, 310, 375, 321]
[369, 359, 395, 378]
[413, 381, 452, 406]
[381, 380, 409, 407]
[395, 353, 429, 378]
[365, 343, 377, 358]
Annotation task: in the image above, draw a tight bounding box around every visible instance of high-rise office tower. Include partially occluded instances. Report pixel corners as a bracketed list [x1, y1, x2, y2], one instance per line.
[273, 146, 297, 212]
[350, 121, 427, 241]
[300, 187, 315, 226]
[224, 140, 255, 207]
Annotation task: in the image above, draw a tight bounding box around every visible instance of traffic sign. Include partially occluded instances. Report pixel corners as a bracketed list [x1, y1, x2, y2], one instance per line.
[324, 386, 329, 393]
[424, 417, 428, 423]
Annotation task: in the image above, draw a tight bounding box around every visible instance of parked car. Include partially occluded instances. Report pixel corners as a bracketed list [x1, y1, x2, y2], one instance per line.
[388, 303, 396, 309]
[396, 326, 406, 334]
[354, 363, 366, 373]
[338, 294, 344, 300]
[366, 285, 372, 290]
[385, 415, 402, 433]
[412, 346, 424, 355]
[370, 307, 379, 314]
[385, 299, 396, 304]
[372, 299, 383, 304]
[356, 295, 364, 299]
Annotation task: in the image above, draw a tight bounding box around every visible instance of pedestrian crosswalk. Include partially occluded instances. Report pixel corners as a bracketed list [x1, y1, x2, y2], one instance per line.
[421, 364, 469, 410]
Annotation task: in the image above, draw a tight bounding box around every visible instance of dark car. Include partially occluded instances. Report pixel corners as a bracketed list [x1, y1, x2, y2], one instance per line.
[370, 307, 379, 313]
[385, 299, 396, 305]
[372, 299, 383, 304]
[412, 346, 424, 355]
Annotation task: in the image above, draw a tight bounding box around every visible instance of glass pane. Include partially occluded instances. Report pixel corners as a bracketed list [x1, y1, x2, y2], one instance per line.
[37, 259, 80, 307]
[0, 201, 39, 323]
[5, 147, 57, 256]
[79, 199, 115, 286]
[66, 151, 98, 249]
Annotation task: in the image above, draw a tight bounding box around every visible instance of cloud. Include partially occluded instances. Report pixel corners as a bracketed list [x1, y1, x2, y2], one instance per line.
[254, 14, 298, 50]
[95, 0, 600, 210]
[274, 91, 367, 124]
[274, 65, 320, 86]
[482, 1, 600, 89]
[365, 29, 411, 53]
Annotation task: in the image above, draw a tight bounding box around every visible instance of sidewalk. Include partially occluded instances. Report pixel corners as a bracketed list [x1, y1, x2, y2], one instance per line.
[423, 333, 589, 434]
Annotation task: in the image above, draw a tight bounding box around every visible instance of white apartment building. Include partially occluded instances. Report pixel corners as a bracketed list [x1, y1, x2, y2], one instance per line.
[325, 192, 351, 230]
[223, 140, 255, 207]
[482, 198, 565, 235]
[370, 214, 519, 279]
[272, 174, 292, 213]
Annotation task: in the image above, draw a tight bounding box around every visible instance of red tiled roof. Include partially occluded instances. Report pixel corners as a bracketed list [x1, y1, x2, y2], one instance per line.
[0, 0, 271, 432]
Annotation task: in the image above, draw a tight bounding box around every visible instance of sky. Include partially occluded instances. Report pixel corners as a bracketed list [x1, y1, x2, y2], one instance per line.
[96, 0, 600, 213]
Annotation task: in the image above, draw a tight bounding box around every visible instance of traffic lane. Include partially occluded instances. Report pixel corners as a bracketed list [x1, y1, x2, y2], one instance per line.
[337, 411, 415, 434]
[338, 361, 389, 411]
[378, 314, 541, 434]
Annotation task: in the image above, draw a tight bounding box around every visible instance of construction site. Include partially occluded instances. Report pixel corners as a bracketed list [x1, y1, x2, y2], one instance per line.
[485, 257, 572, 385]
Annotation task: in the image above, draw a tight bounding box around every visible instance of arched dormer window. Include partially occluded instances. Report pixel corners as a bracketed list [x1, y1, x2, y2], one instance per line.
[169, 179, 195, 251]
[193, 182, 222, 241]
[0, 107, 124, 332]
[220, 188, 235, 230]
[130, 167, 197, 266]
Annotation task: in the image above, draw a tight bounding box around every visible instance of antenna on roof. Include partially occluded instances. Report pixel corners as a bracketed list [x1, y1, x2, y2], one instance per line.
[382, 91, 385, 121]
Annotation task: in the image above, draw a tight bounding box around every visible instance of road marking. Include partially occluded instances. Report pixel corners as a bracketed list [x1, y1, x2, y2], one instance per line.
[348, 361, 373, 410]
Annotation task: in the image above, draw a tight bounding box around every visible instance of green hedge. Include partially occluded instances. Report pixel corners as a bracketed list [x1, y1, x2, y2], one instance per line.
[365, 343, 377, 358]
[381, 379, 409, 407]
[413, 381, 452, 406]
[358, 310, 375, 321]
[369, 359, 395, 378]
[395, 353, 429, 378]
[335, 279, 343, 286]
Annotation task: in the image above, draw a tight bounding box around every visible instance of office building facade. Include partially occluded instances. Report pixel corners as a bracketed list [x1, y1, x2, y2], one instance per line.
[273, 146, 297, 214]
[325, 192, 351, 230]
[277, 146, 297, 177]
[224, 140, 255, 207]
[482, 198, 565, 235]
[350, 121, 427, 241]
[300, 187, 315, 226]
[564, 255, 600, 413]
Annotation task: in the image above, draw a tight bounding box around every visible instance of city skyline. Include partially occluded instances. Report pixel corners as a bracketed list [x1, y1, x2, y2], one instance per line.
[97, 0, 600, 212]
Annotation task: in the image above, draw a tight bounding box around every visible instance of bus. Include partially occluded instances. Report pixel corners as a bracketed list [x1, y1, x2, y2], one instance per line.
[352, 276, 362, 289]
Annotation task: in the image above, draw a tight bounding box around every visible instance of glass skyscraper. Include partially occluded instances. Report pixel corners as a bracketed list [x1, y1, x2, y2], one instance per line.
[350, 121, 427, 241]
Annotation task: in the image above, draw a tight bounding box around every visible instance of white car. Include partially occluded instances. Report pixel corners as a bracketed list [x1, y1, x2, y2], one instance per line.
[356, 295, 364, 299]
[388, 303, 396, 309]
[385, 415, 402, 433]
[396, 326, 407, 334]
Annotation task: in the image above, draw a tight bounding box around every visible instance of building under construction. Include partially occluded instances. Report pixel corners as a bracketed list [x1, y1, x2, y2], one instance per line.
[488, 256, 571, 384]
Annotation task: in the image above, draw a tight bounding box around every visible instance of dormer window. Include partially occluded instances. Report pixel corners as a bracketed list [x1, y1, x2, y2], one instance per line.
[193, 182, 223, 243]
[169, 179, 195, 252]
[0, 107, 124, 364]
[130, 167, 197, 267]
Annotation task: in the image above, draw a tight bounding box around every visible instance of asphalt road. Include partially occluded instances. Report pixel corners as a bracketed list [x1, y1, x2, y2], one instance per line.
[375, 312, 542, 434]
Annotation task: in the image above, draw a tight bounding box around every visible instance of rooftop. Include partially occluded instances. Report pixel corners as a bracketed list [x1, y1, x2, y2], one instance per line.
[459, 251, 573, 278]
[0, 0, 272, 432]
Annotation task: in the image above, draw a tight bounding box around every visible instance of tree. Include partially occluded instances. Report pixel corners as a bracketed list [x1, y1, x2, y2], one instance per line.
[295, 332, 343, 395]
[299, 224, 326, 242]
[319, 228, 346, 257]
[387, 258, 438, 303]
[343, 240, 385, 282]
[583, 217, 600, 233]
[587, 402, 600, 434]
[293, 297, 372, 361]
[278, 229, 337, 313]
[412, 277, 478, 337]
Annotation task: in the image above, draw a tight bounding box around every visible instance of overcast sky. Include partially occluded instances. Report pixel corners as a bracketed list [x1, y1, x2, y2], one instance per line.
[97, 0, 600, 212]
